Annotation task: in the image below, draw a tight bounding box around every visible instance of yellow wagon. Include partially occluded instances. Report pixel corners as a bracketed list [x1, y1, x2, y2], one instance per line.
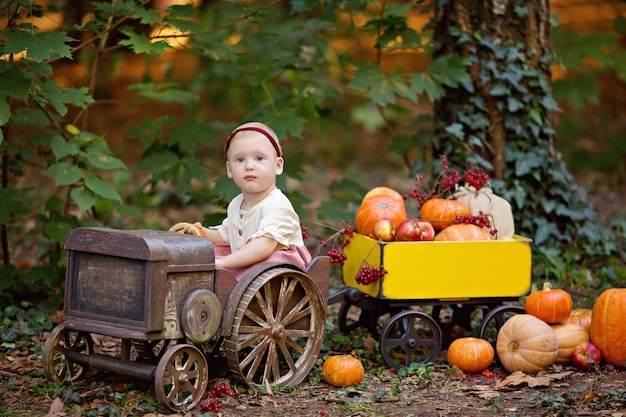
[329, 233, 532, 369]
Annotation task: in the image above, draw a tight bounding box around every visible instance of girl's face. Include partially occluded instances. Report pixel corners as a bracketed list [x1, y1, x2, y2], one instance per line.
[226, 132, 284, 202]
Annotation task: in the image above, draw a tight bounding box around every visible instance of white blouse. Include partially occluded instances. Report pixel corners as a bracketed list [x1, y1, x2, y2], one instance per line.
[214, 188, 305, 252]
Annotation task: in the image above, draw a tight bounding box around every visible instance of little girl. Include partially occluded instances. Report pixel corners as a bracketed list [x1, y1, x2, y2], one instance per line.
[170, 122, 311, 280]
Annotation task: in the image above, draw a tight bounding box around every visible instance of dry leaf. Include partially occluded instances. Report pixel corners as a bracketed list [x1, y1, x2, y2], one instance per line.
[496, 371, 572, 389]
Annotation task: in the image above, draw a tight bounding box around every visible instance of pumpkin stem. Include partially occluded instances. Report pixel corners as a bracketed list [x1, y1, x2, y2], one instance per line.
[542, 282, 553, 291]
[507, 341, 519, 353]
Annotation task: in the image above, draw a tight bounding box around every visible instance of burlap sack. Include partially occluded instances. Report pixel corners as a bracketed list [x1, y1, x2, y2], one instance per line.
[454, 186, 515, 240]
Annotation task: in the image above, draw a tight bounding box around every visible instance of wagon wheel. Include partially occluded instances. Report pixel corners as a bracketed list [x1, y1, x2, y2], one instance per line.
[337, 302, 382, 335]
[478, 305, 525, 347]
[224, 267, 325, 390]
[154, 344, 208, 412]
[379, 310, 442, 370]
[42, 323, 94, 384]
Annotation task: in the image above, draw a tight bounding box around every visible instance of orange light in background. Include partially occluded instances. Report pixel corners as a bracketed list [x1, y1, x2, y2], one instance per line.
[150, 0, 200, 49]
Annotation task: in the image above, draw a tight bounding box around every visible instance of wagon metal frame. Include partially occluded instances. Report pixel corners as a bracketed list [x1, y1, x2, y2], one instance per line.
[42, 227, 329, 412]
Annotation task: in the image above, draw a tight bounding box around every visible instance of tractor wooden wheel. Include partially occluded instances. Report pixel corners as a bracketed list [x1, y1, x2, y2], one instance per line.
[154, 344, 208, 412]
[42, 323, 94, 384]
[224, 267, 325, 390]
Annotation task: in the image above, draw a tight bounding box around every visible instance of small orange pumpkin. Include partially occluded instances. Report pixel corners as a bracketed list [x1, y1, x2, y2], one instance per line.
[355, 188, 407, 238]
[433, 223, 491, 241]
[524, 282, 573, 324]
[419, 198, 470, 231]
[322, 355, 365, 387]
[447, 337, 494, 373]
[564, 308, 593, 332]
[590, 288, 626, 369]
[550, 322, 590, 364]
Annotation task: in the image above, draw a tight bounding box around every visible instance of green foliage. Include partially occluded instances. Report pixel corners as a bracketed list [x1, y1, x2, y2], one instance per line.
[1, 0, 624, 307]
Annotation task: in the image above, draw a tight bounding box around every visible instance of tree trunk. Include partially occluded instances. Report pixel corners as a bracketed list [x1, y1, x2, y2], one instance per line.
[432, 0, 552, 179]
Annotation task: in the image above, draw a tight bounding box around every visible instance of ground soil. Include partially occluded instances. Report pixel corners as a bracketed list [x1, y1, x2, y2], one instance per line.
[2, 306, 626, 417]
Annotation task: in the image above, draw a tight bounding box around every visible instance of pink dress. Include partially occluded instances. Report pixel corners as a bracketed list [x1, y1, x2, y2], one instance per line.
[212, 189, 311, 280]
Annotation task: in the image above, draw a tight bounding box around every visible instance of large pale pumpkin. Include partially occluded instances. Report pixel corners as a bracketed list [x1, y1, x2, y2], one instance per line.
[524, 282, 573, 324]
[564, 308, 593, 333]
[322, 355, 365, 387]
[496, 314, 559, 374]
[590, 288, 626, 369]
[433, 223, 491, 241]
[550, 323, 590, 364]
[447, 337, 494, 373]
[419, 198, 470, 231]
[355, 188, 407, 238]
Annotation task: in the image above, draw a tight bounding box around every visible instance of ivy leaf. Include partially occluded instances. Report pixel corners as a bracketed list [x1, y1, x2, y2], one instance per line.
[49, 162, 83, 186]
[3, 30, 73, 62]
[84, 177, 122, 202]
[70, 188, 96, 213]
[119, 30, 171, 55]
[0, 62, 30, 100]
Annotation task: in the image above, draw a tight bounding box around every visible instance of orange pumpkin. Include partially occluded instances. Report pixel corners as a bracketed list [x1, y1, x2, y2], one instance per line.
[524, 282, 573, 324]
[550, 322, 590, 364]
[321, 355, 365, 387]
[433, 223, 491, 241]
[355, 188, 407, 238]
[447, 337, 494, 373]
[419, 198, 470, 231]
[564, 308, 593, 332]
[590, 288, 626, 369]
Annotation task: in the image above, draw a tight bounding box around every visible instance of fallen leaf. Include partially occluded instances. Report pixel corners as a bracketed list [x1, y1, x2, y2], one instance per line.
[44, 397, 65, 417]
[495, 371, 572, 389]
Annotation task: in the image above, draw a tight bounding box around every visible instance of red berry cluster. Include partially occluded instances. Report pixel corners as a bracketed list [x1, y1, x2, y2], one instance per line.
[405, 156, 462, 209]
[355, 265, 388, 285]
[301, 225, 309, 239]
[200, 380, 238, 413]
[320, 225, 354, 265]
[455, 212, 498, 237]
[464, 167, 490, 190]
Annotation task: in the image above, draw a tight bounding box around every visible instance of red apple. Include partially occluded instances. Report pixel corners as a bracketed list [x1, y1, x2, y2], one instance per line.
[372, 218, 396, 242]
[417, 220, 435, 241]
[571, 342, 602, 371]
[396, 219, 422, 241]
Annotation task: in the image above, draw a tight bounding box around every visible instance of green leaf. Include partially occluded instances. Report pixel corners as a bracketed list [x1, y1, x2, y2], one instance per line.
[84, 177, 122, 202]
[132, 8, 162, 25]
[0, 100, 9, 129]
[35, 80, 94, 116]
[348, 62, 401, 105]
[51, 135, 80, 159]
[408, 73, 443, 102]
[49, 162, 83, 186]
[127, 82, 198, 104]
[137, 151, 179, 175]
[43, 221, 72, 244]
[70, 188, 96, 212]
[4, 30, 74, 62]
[86, 151, 127, 170]
[119, 31, 171, 55]
[0, 62, 30, 100]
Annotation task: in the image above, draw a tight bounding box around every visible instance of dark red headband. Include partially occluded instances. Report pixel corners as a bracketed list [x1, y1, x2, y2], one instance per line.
[224, 126, 282, 157]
